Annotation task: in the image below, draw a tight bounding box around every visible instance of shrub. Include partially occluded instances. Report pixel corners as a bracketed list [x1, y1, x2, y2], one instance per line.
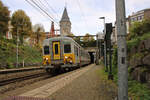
[129, 19, 150, 40]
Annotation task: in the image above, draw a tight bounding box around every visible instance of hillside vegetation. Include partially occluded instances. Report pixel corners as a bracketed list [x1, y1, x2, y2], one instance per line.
[0, 38, 42, 69]
[111, 19, 150, 99]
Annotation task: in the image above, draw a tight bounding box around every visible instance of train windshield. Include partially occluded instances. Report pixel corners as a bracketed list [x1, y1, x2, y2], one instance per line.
[44, 46, 50, 55]
[64, 44, 71, 53]
[55, 44, 58, 54]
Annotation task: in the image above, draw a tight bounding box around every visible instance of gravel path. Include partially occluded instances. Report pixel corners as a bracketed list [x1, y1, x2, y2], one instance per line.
[49, 65, 117, 100]
[20, 65, 93, 98]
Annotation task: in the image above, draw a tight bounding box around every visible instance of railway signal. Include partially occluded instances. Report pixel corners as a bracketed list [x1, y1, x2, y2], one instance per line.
[105, 23, 113, 80]
[99, 17, 108, 72]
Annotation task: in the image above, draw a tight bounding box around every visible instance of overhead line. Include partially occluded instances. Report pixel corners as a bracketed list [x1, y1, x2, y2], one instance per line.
[76, 0, 88, 30]
[30, 0, 55, 21]
[29, 0, 59, 26]
[43, 0, 60, 19]
[36, 0, 56, 20]
[25, 0, 51, 21]
[25, 0, 60, 30]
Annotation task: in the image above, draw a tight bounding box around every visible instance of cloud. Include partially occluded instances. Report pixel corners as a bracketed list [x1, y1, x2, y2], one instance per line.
[2, 0, 150, 35]
[126, 0, 150, 15]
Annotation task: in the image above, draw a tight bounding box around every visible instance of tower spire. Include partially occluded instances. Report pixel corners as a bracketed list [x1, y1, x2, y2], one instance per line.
[60, 7, 70, 22]
[59, 7, 71, 36]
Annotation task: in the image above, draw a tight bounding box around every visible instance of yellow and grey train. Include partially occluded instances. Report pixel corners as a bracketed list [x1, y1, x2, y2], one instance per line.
[42, 36, 90, 73]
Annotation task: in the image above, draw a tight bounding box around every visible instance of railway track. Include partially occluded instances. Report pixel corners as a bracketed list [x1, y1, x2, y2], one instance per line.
[0, 67, 50, 94]
[0, 72, 47, 86]
[0, 66, 86, 94]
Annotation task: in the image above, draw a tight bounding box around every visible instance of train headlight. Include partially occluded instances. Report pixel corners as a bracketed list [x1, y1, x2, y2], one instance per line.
[65, 56, 68, 59]
[46, 58, 48, 60]
[70, 60, 72, 63]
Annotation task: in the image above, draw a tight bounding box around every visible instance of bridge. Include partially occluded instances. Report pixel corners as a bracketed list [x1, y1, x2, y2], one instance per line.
[84, 47, 98, 53]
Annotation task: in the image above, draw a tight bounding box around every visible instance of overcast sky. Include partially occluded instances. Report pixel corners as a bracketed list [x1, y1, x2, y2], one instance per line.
[2, 0, 150, 36]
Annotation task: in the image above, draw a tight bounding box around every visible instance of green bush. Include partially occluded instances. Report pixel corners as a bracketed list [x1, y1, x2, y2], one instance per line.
[112, 46, 118, 83]
[108, 18, 150, 99]
[127, 32, 150, 53]
[128, 80, 150, 100]
[127, 37, 140, 51]
[0, 38, 42, 68]
[129, 19, 150, 40]
[108, 39, 150, 99]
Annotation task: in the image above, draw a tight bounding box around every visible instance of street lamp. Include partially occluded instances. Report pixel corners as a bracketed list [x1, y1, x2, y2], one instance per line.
[99, 17, 106, 35]
[99, 17, 108, 72]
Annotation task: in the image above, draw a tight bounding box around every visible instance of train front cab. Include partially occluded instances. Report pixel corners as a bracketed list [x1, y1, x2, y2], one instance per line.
[51, 41, 64, 69]
[53, 41, 61, 60]
[62, 42, 77, 70]
[43, 40, 62, 73]
[43, 45, 51, 68]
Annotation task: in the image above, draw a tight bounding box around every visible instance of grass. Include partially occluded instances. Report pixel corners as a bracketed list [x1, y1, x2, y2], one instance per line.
[128, 80, 150, 100]
[0, 38, 42, 69]
[99, 64, 150, 100]
[100, 32, 150, 99]
[104, 26, 150, 99]
[96, 66, 117, 90]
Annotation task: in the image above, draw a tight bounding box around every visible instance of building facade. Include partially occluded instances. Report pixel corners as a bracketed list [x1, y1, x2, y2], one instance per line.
[112, 8, 150, 44]
[59, 8, 71, 36]
[6, 21, 13, 39]
[129, 8, 150, 23]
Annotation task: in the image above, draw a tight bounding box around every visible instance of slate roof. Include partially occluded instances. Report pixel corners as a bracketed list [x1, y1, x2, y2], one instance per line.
[60, 7, 70, 22]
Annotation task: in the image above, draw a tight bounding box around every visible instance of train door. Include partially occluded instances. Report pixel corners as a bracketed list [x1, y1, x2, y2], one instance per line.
[53, 42, 60, 60]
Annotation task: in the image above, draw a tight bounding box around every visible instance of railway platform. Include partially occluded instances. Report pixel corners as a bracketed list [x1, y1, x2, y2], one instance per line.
[2, 64, 117, 100]
[48, 64, 117, 100]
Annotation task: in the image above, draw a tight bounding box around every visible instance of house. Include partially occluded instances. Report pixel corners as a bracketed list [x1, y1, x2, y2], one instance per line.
[128, 8, 150, 23]
[112, 8, 150, 44]
[6, 21, 13, 39]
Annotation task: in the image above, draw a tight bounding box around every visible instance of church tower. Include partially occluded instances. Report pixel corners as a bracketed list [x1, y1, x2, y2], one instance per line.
[60, 7, 71, 36]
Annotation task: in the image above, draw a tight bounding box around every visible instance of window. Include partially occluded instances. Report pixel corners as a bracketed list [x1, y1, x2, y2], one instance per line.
[141, 16, 144, 20]
[55, 44, 58, 54]
[64, 44, 71, 53]
[44, 46, 49, 55]
[134, 17, 137, 21]
[74, 46, 78, 56]
[76, 48, 78, 56]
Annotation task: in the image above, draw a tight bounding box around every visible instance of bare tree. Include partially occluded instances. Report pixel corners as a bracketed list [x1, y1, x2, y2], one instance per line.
[32, 24, 45, 46]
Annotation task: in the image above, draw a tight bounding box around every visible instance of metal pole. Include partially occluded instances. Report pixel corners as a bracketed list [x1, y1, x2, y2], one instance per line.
[103, 18, 106, 66]
[104, 39, 108, 72]
[103, 18, 108, 72]
[108, 39, 113, 80]
[96, 35, 99, 65]
[16, 27, 19, 68]
[99, 39, 101, 58]
[109, 39, 112, 73]
[99, 17, 108, 71]
[116, 0, 128, 99]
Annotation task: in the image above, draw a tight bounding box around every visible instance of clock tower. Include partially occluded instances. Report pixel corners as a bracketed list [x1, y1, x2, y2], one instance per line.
[60, 7, 71, 36]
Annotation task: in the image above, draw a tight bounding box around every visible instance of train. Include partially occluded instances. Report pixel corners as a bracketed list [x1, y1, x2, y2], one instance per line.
[42, 36, 91, 74]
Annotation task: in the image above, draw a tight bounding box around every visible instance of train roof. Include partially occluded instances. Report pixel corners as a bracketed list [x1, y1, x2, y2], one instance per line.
[48, 36, 74, 41]
[43, 36, 76, 44]
[43, 36, 85, 50]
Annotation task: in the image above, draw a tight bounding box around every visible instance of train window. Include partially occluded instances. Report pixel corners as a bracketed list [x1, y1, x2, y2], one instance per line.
[55, 44, 58, 54]
[74, 46, 78, 56]
[77, 47, 78, 56]
[44, 46, 49, 55]
[64, 44, 71, 53]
